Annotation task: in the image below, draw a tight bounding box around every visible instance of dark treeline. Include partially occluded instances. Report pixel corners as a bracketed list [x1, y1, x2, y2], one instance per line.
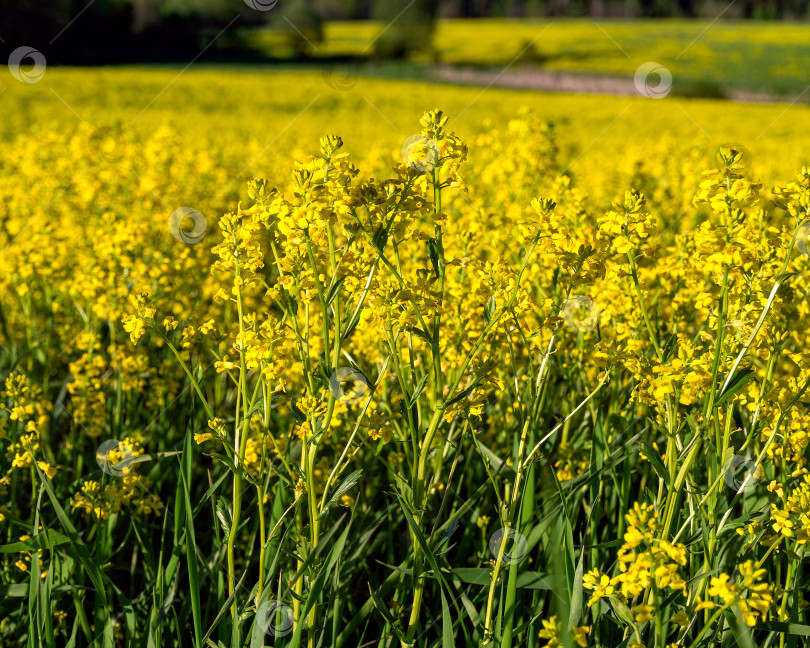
[346, 0, 809, 18]
[3, 0, 274, 65]
[2, 0, 807, 65]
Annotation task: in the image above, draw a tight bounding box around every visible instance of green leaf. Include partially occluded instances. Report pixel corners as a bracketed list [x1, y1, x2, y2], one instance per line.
[408, 374, 429, 407]
[441, 374, 485, 410]
[32, 464, 113, 648]
[568, 543, 585, 629]
[315, 362, 332, 385]
[0, 529, 70, 553]
[204, 452, 255, 484]
[319, 469, 362, 519]
[368, 584, 406, 642]
[609, 597, 635, 626]
[373, 226, 388, 252]
[110, 583, 137, 648]
[403, 326, 432, 342]
[395, 493, 455, 648]
[341, 315, 359, 340]
[180, 426, 203, 648]
[0, 584, 28, 597]
[757, 621, 810, 636]
[326, 275, 345, 305]
[475, 442, 516, 479]
[191, 471, 230, 519]
[289, 400, 307, 424]
[244, 397, 266, 422]
[428, 238, 440, 277]
[216, 498, 232, 536]
[716, 367, 755, 407]
[661, 331, 679, 362]
[287, 516, 353, 648]
[638, 441, 670, 486]
[484, 295, 496, 325]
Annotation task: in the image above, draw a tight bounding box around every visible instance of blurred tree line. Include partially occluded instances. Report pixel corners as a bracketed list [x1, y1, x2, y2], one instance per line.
[1, 0, 806, 65]
[2, 0, 275, 64]
[341, 0, 809, 18]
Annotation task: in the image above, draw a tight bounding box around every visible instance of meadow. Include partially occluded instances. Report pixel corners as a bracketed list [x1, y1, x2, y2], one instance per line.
[251, 19, 810, 98]
[2, 56, 810, 648]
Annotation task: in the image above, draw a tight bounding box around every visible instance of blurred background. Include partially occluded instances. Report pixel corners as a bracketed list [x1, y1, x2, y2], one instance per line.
[3, 0, 808, 66]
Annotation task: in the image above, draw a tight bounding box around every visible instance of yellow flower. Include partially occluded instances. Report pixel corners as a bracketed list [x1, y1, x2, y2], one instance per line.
[538, 616, 589, 647]
[368, 426, 393, 443]
[583, 569, 615, 606]
[207, 418, 227, 436]
[122, 315, 146, 345]
[771, 508, 794, 537]
[194, 432, 213, 445]
[37, 462, 58, 479]
[633, 604, 655, 624]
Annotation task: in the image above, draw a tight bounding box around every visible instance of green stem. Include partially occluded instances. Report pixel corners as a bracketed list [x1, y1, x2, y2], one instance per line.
[483, 331, 557, 643]
[627, 251, 661, 359]
[403, 409, 444, 645]
[702, 265, 730, 419]
[256, 484, 266, 606]
[431, 165, 445, 399]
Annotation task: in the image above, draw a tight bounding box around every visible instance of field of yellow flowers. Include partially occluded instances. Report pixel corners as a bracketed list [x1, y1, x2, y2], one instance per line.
[255, 19, 810, 98]
[3, 66, 810, 648]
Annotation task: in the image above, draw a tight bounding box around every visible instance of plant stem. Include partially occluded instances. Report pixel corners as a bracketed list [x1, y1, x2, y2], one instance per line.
[403, 409, 444, 646]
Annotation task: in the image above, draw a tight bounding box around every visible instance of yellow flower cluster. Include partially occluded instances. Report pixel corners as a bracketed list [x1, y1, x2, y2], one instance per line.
[0, 373, 55, 478]
[769, 473, 810, 542]
[695, 561, 773, 627]
[538, 615, 589, 647]
[70, 473, 162, 520]
[584, 503, 687, 610]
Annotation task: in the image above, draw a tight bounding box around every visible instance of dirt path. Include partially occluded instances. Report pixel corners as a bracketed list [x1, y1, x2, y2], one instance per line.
[433, 65, 779, 104]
